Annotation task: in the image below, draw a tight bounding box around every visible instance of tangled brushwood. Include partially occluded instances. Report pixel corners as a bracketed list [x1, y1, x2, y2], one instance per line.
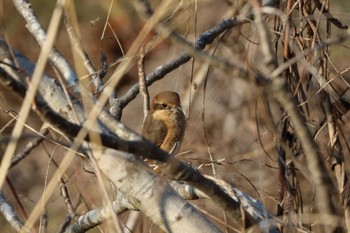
[0, 0, 350, 232]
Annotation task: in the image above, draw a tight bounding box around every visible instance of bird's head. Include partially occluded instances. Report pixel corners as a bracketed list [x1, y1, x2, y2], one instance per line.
[151, 91, 182, 111]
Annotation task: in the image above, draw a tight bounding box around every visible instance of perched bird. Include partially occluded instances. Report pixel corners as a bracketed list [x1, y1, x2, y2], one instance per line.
[142, 91, 186, 154]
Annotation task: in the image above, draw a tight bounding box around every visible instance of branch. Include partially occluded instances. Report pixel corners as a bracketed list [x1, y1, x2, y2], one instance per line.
[111, 0, 282, 120]
[0, 38, 86, 123]
[10, 127, 48, 168]
[63, 4, 102, 92]
[137, 44, 150, 122]
[12, 0, 80, 95]
[110, 13, 251, 119]
[0, 192, 29, 233]
[0, 37, 246, 232]
[65, 178, 280, 232]
[313, 0, 348, 29]
[250, 1, 337, 231]
[98, 149, 224, 233]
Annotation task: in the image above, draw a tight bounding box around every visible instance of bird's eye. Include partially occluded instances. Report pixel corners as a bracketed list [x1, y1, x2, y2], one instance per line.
[161, 103, 168, 109]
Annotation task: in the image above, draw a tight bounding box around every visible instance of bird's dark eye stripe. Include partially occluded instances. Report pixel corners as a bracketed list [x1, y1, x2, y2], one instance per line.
[153, 103, 170, 110]
[153, 103, 166, 110]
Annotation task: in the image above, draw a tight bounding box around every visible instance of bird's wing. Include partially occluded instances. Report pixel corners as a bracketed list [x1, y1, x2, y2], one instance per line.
[142, 113, 168, 147]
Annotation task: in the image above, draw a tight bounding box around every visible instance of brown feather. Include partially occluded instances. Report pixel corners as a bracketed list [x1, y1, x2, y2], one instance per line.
[142, 110, 168, 147]
[142, 91, 186, 154]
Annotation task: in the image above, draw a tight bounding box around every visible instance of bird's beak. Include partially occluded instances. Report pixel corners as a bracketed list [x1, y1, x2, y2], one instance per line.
[176, 106, 184, 113]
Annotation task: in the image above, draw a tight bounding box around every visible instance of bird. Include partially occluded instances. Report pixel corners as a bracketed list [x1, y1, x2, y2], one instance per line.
[142, 91, 186, 155]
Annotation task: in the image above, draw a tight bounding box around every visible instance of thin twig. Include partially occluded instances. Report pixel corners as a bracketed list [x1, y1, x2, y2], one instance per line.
[138, 44, 150, 123]
[112, 17, 250, 119]
[10, 127, 48, 168]
[250, 1, 337, 231]
[12, 0, 79, 94]
[59, 179, 76, 218]
[312, 0, 348, 29]
[0, 0, 66, 199]
[63, 3, 102, 92]
[55, 216, 71, 233]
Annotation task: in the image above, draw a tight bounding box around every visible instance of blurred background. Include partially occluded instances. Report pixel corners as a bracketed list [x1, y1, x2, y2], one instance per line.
[1, 0, 350, 232]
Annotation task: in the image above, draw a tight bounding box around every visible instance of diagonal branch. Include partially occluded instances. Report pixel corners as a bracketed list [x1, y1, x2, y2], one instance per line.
[110, 14, 250, 119]
[12, 0, 80, 94]
[0, 38, 264, 231]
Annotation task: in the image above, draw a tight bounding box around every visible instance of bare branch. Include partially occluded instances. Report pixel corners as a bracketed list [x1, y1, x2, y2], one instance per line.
[111, 15, 251, 119]
[0, 36, 249, 231]
[137, 44, 150, 122]
[63, 3, 102, 92]
[250, 1, 338, 231]
[0, 192, 29, 233]
[12, 0, 80, 94]
[312, 0, 348, 29]
[10, 127, 48, 168]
